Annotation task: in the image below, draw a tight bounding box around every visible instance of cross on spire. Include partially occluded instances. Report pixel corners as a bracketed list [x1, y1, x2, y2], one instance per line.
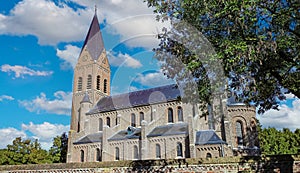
[95, 4, 97, 15]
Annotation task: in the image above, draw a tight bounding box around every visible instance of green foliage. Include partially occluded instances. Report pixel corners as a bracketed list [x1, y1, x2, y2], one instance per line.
[0, 133, 68, 165]
[0, 137, 51, 165]
[259, 127, 300, 155]
[49, 132, 68, 163]
[145, 0, 300, 113]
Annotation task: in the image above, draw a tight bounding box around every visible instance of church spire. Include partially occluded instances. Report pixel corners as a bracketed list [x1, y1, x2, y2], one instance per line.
[81, 9, 105, 60]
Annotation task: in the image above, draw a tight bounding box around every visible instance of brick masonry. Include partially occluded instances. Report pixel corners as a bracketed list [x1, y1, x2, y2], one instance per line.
[1, 155, 299, 173]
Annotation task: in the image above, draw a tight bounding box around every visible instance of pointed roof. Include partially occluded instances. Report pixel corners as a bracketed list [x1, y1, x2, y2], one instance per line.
[195, 130, 226, 145]
[73, 132, 102, 145]
[147, 123, 188, 137]
[81, 13, 105, 60]
[108, 128, 141, 141]
[81, 92, 92, 104]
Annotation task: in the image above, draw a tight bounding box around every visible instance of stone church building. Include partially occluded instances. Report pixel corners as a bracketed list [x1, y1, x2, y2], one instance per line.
[67, 12, 259, 163]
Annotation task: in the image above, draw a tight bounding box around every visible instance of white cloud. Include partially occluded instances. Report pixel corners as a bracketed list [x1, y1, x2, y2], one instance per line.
[0, 95, 14, 102]
[22, 122, 69, 149]
[0, 0, 92, 45]
[19, 91, 72, 115]
[0, 0, 169, 48]
[257, 98, 300, 131]
[134, 71, 175, 87]
[85, 0, 170, 49]
[0, 122, 69, 149]
[108, 52, 142, 68]
[96, 0, 170, 49]
[0, 128, 27, 148]
[284, 93, 298, 100]
[56, 44, 81, 69]
[1, 64, 53, 78]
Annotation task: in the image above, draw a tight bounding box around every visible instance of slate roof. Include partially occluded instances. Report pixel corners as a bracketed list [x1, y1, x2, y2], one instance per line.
[195, 130, 226, 145]
[73, 132, 103, 145]
[108, 128, 141, 141]
[147, 123, 188, 137]
[88, 84, 180, 114]
[81, 13, 105, 60]
[81, 92, 92, 104]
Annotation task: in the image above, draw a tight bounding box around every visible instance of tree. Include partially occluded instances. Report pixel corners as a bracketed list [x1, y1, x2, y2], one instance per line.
[49, 132, 68, 163]
[259, 127, 300, 155]
[1, 137, 51, 165]
[145, 0, 299, 113]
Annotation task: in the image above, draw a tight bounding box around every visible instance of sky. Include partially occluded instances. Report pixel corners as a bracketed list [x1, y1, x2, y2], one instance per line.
[0, 0, 299, 149]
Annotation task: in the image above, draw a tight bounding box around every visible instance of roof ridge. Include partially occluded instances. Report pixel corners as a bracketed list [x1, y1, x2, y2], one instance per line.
[108, 84, 177, 98]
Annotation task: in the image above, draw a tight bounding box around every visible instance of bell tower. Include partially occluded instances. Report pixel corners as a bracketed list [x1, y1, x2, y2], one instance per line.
[70, 11, 110, 132]
[67, 10, 110, 162]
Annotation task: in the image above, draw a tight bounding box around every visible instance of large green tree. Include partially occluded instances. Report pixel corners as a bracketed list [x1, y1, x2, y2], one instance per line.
[49, 132, 68, 163]
[0, 134, 68, 165]
[259, 127, 300, 155]
[145, 0, 299, 113]
[0, 137, 51, 165]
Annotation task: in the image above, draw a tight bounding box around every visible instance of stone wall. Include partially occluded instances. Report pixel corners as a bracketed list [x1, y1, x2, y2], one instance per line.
[0, 155, 299, 173]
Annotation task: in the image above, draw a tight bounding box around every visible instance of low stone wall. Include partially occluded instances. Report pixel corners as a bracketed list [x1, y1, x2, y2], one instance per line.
[0, 155, 299, 173]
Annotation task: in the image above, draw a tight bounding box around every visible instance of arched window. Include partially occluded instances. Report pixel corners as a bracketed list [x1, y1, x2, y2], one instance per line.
[139, 112, 144, 126]
[96, 75, 100, 90]
[116, 115, 118, 125]
[77, 122, 80, 133]
[131, 113, 136, 127]
[168, 108, 174, 123]
[96, 148, 101, 162]
[155, 144, 161, 158]
[103, 79, 107, 93]
[99, 118, 103, 131]
[106, 117, 111, 127]
[115, 147, 120, 160]
[177, 107, 183, 122]
[80, 150, 84, 162]
[78, 77, 82, 91]
[77, 110, 80, 133]
[236, 121, 244, 146]
[87, 75, 92, 89]
[133, 145, 138, 160]
[206, 153, 212, 159]
[177, 142, 183, 157]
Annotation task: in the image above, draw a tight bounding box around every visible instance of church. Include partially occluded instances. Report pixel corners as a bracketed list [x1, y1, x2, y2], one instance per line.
[66, 12, 259, 163]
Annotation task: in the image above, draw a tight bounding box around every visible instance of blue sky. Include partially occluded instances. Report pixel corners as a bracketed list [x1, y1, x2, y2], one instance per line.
[0, 0, 299, 149]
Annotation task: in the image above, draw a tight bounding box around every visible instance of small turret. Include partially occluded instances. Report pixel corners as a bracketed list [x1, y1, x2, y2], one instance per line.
[80, 92, 92, 134]
[81, 92, 92, 104]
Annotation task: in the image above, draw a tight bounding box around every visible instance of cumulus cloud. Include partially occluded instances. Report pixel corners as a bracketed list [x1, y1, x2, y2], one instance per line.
[92, 0, 170, 49]
[134, 71, 175, 87]
[1, 64, 53, 78]
[0, 95, 14, 102]
[0, 122, 69, 149]
[284, 93, 298, 100]
[0, 128, 27, 148]
[0, 0, 92, 45]
[108, 52, 142, 68]
[19, 91, 72, 115]
[22, 122, 69, 149]
[0, 0, 169, 48]
[56, 44, 81, 69]
[257, 98, 300, 131]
